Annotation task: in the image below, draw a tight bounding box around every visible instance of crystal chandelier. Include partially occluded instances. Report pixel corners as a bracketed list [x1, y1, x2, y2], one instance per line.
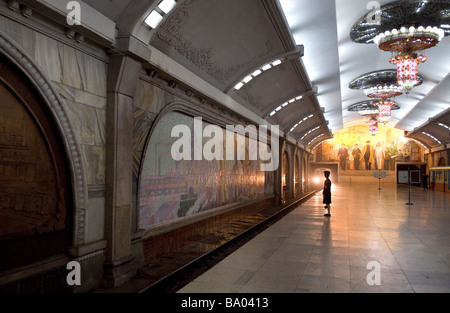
[374, 26, 444, 91]
[350, 1, 450, 93]
[389, 53, 427, 90]
[376, 100, 396, 124]
[349, 70, 409, 124]
[367, 116, 378, 135]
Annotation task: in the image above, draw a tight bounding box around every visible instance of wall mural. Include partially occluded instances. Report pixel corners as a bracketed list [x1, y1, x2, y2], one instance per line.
[314, 124, 424, 170]
[138, 111, 274, 229]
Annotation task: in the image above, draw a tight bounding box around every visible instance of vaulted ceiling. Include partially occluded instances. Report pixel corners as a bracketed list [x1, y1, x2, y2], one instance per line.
[77, 0, 450, 150]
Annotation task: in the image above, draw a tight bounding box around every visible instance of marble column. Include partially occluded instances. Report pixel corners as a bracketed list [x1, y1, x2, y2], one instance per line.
[274, 139, 285, 205]
[103, 54, 142, 288]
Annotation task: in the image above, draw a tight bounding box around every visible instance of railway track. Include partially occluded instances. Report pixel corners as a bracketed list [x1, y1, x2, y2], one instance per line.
[139, 190, 318, 293]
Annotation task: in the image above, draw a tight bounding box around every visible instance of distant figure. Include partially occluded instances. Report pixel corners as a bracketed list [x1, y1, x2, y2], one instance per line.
[422, 172, 428, 189]
[323, 171, 332, 217]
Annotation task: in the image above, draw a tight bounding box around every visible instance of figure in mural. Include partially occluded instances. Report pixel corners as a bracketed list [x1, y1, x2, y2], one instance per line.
[397, 148, 404, 162]
[327, 145, 336, 161]
[352, 144, 362, 170]
[404, 148, 411, 162]
[323, 171, 331, 217]
[384, 146, 390, 170]
[386, 142, 398, 171]
[347, 145, 353, 170]
[361, 140, 374, 170]
[374, 142, 384, 170]
[338, 143, 348, 171]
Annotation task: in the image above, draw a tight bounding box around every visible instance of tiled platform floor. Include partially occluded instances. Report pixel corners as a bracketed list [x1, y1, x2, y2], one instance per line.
[178, 182, 450, 293]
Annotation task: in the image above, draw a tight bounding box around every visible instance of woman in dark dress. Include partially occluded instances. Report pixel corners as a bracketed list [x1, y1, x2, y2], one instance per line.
[323, 171, 331, 217]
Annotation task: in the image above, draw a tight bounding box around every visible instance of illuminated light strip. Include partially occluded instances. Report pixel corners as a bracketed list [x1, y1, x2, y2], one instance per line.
[308, 133, 324, 146]
[438, 122, 450, 130]
[301, 126, 320, 140]
[145, 0, 178, 29]
[288, 114, 313, 131]
[422, 131, 442, 144]
[311, 138, 328, 150]
[235, 59, 283, 91]
[374, 26, 445, 46]
[410, 138, 427, 149]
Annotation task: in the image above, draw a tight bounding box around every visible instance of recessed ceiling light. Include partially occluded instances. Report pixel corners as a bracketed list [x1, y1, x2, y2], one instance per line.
[158, 0, 177, 14]
[271, 59, 282, 66]
[234, 82, 244, 90]
[145, 10, 163, 29]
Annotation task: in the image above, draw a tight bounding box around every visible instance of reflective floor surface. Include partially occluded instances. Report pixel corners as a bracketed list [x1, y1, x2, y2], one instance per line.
[178, 182, 450, 293]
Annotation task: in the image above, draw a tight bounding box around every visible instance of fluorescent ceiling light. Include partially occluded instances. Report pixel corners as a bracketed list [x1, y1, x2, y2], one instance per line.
[145, 10, 163, 28]
[252, 69, 262, 77]
[243, 75, 253, 83]
[271, 59, 282, 66]
[158, 0, 177, 14]
[234, 82, 244, 90]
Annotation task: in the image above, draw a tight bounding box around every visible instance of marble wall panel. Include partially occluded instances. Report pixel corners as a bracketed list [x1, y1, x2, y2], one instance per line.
[34, 32, 64, 84]
[75, 49, 107, 97]
[134, 80, 165, 113]
[85, 196, 105, 243]
[81, 144, 105, 186]
[0, 15, 108, 98]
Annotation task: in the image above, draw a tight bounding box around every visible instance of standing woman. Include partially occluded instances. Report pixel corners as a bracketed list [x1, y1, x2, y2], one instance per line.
[323, 171, 332, 217]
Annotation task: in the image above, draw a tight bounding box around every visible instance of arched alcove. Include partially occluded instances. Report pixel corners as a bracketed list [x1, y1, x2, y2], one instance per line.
[137, 109, 275, 229]
[0, 32, 87, 246]
[282, 151, 290, 200]
[0, 54, 73, 283]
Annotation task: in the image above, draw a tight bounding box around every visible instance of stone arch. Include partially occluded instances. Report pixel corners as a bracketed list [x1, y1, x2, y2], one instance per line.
[0, 32, 87, 246]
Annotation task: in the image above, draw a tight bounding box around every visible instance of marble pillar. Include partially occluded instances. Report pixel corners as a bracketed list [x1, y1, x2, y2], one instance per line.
[103, 54, 142, 288]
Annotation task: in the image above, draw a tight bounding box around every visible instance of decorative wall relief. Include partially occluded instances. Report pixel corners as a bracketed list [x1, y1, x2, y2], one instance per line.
[0, 82, 63, 241]
[152, 0, 276, 89]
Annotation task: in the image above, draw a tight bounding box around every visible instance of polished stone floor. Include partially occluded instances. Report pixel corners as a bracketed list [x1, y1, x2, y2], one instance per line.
[178, 182, 450, 293]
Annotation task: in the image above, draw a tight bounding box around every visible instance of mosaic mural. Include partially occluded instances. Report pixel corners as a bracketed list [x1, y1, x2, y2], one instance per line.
[138, 111, 274, 228]
[314, 124, 424, 170]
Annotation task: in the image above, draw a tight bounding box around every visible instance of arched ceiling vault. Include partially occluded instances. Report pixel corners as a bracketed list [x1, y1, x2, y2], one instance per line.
[23, 0, 449, 150]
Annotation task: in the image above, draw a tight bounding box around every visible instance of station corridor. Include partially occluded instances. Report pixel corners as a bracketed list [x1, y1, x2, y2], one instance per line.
[178, 183, 450, 293]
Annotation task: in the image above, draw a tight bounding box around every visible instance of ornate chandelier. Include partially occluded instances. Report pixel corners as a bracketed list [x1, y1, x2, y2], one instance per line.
[348, 99, 400, 118]
[367, 116, 379, 135]
[349, 70, 415, 124]
[374, 26, 444, 91]
[350, 0, 450, 92]
[389, 53, 427, 90]
[376, 100, 396, 124]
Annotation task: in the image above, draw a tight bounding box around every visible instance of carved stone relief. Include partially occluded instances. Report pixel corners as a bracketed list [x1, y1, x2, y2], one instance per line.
[0, 82, 65, 241]
[153, 0, 276, 88]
